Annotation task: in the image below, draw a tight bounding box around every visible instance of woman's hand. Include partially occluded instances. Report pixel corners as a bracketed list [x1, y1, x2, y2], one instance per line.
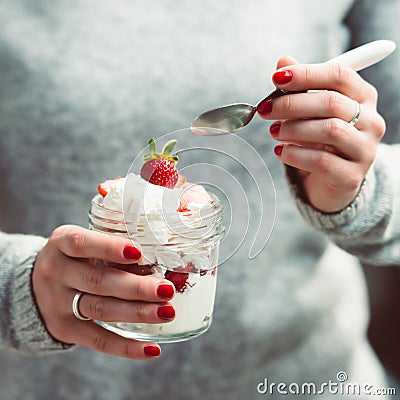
[257, 57, 386, 213]
[32, 225, 176, 359]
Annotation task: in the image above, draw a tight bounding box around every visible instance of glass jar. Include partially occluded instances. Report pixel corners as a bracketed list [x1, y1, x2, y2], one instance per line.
[88, 192, 224, 343]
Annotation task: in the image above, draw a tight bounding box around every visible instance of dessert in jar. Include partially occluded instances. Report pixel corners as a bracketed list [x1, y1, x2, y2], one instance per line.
[88, 138, 225, 343]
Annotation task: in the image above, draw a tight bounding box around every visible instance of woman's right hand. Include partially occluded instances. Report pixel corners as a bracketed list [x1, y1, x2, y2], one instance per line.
[32, 225, 176, 359]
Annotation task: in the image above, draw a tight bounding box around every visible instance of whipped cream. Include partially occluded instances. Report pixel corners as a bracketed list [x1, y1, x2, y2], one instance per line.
[94, 173, 215, 267]
[103, 173, 213, 216]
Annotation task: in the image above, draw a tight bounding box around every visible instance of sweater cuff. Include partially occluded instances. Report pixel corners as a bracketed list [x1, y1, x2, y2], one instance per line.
[2, 234, 74, 354]
[286, 164, 378, 233]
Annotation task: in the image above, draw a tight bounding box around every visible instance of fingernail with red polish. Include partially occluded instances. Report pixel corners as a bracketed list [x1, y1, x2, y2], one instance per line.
[157, 305, 176, 320]
[123, 245, 142, 260]
[257, 99, 273, 116]
[144, 345, 161, 357]
[273, 70, 293, 85]
[157, 283, 175, 299]
[270, 122, 281, 135]
[274, 145, 284, 156]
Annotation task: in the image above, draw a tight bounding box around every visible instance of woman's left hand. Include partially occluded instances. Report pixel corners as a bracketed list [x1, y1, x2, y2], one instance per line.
[257, 57, 386, 213]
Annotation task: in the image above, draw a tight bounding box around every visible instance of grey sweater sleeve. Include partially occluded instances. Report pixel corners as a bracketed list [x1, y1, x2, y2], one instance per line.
[289, 143, 400, 266]
[0, 231, 71, 353]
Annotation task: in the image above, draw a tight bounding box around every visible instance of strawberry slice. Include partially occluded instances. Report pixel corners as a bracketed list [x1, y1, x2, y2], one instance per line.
[97, 176, 121, 197]
[178, 184, 213, 212]
[127, 264, 154, 276]
[175, 174, 186, 188]
[165, 270, 189, 293]
[110, 263, 153, 276]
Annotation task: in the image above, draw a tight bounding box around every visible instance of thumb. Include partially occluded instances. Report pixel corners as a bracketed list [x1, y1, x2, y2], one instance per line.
[275, 56, 299, 70]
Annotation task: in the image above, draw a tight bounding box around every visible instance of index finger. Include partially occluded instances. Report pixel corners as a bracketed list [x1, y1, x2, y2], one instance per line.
[50, 225, 142, 264]
[271, 62, 373, 102]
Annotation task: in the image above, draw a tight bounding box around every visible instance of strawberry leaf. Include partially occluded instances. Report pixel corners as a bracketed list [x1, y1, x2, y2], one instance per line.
[148, 137, 156, 156]
[161, 140, 177, 156]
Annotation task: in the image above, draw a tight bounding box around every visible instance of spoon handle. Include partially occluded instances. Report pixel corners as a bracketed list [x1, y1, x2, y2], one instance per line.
[259, 40, 396, 104]
[327, 40, 396, 71]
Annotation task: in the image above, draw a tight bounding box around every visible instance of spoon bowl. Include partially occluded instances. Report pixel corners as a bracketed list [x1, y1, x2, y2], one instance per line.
[191, 103, 256, 135]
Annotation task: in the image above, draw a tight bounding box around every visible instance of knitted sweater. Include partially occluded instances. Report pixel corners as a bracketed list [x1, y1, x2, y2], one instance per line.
[1, 1, 399, 399]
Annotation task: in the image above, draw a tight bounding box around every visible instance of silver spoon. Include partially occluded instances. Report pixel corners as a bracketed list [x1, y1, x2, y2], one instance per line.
[191, 40, 396, 136]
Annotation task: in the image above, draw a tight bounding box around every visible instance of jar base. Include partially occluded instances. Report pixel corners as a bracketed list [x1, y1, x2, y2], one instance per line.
[95, 318, 213, 343]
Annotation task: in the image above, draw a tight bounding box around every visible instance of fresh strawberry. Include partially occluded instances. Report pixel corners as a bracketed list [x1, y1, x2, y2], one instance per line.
[97, 176, 121, 197]
[165, 270, 189, 293]
[141, 159, 178, 188]
[140, 138, 179, 188]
